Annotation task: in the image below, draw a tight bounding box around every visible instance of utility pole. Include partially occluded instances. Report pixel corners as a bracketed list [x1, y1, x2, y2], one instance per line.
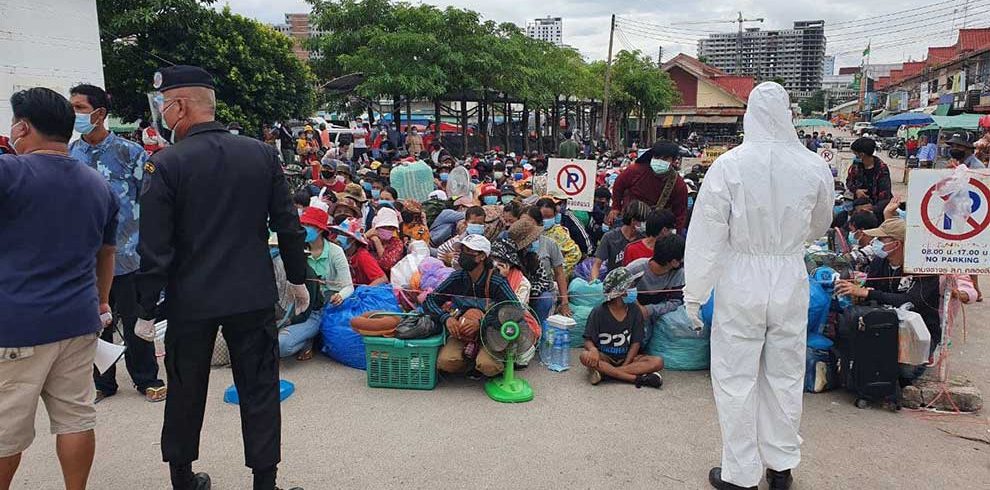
[658, 45, 663, 65]
[734, 11, 764, 75]
[601, 14, 616, 146]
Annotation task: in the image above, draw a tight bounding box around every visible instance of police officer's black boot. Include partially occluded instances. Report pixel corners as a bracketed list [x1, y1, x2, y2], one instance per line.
[708, 467, 757, 490]
[766, 468, 793, 490]
[170, 463, 210, 490]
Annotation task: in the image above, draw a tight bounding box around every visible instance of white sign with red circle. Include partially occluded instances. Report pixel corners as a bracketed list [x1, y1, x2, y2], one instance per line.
[905, 169, 990, 274]
[547, 158, 596, 211]
[819, 148, 834, 163]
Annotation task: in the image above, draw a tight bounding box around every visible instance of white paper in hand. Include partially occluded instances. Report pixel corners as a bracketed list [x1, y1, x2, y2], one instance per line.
[94, 338, 126, 374]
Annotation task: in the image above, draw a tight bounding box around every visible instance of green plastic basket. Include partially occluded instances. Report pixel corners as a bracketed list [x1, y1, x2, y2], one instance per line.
[363, 333, 445, 390]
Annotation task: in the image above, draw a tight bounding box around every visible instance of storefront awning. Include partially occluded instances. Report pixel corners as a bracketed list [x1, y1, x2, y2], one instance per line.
[684, 115, 738, 124]
[660, 115, 687, 128]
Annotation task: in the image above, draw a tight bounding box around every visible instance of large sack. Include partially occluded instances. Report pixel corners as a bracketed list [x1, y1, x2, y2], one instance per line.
[567, 278, 604, 348]
[320, 284, 401, 369]
[645, 306, 710, 370]
[389, 160, 435, 202]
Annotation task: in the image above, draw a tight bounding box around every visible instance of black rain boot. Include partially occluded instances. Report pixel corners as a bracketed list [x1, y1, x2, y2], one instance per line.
[708, 467, 757, 490]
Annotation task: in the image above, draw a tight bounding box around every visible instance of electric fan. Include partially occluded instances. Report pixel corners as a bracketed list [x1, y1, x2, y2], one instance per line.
[480, 301, 540, 403]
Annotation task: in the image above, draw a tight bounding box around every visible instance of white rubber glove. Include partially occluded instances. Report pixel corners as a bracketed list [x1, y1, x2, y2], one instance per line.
[289, 282, 311, 314]
[685, 301, 705, 334]
[135, 318, 156, 342]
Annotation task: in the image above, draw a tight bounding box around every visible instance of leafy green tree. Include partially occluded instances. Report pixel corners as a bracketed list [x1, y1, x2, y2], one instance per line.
[799, 90, 826, 116]
[98, 1, 315, 134]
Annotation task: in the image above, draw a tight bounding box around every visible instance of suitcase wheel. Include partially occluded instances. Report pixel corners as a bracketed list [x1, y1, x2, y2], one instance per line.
[855, 398, 869, 409]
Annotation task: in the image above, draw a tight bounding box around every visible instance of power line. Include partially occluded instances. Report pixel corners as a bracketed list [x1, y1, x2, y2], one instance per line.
[615, 16, 720, 35]
[826, 2, 990, 42]
[614, 22, 704, 45]
[827, 0, 964, 29]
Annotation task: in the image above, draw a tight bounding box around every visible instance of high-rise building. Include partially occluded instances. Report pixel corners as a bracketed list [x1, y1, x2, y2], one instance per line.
[822, 55, 835, 77]
[271, 13, 324, 61]
[698, 20, 826, 96]
[526, 16, 563, 46]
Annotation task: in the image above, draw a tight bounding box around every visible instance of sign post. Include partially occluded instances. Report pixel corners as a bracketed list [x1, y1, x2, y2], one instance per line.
[905, 169, 990, 274]
[547, 158, 596, 211]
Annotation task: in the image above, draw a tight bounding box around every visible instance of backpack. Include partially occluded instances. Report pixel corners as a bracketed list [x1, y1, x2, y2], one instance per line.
[423, 198, 453, 227]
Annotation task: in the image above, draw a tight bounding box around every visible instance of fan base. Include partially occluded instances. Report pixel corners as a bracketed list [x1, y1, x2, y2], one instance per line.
[484, 376, 534, 403]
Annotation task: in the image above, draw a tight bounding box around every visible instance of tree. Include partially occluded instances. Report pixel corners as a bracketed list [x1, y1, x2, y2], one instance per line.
[771, 76, 787, 86]
[799, 90, 826, 116]
[98, 1, 315, 134]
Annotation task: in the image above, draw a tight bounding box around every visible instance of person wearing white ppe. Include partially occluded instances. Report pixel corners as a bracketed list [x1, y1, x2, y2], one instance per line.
[684, 82, 833, 490]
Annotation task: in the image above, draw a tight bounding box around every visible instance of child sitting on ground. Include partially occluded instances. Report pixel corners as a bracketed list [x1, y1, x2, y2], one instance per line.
[579, 266, 664, 388]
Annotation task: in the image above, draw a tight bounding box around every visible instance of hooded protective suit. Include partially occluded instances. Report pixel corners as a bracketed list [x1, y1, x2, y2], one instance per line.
[684, 82, 833, 487]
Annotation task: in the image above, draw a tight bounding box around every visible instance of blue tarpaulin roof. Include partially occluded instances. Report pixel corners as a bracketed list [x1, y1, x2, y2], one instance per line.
[873, 112, 935, 129]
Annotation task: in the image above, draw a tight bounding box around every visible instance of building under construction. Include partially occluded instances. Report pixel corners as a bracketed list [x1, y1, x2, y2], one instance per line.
[698, 20, 826, 97]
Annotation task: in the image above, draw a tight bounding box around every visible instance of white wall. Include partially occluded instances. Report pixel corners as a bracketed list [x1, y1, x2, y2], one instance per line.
[0, 0, 104, 134]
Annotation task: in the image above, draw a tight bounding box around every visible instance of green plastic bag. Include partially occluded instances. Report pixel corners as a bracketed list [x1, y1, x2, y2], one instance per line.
[567, 278, 604, 348]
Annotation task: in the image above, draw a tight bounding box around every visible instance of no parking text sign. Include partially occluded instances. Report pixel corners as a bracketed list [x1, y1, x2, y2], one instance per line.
[905, 169, 990, 274]
[547, 158, 596, 211]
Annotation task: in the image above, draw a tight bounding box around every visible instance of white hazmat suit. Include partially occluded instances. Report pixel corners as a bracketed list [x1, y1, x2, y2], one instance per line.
[684, 82, 833, 488]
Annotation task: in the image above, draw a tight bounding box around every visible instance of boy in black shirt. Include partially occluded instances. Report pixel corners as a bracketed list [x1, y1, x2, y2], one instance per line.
[580, 267, 664, 388]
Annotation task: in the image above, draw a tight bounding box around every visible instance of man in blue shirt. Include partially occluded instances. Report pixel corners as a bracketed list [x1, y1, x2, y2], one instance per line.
[917, 134, 938, 168]
[0, 87, 118, 490]
[69, 84, 167, 404]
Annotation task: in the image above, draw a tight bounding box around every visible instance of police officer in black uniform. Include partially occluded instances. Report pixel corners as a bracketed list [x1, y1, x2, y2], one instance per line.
[135, 65, 309, 490]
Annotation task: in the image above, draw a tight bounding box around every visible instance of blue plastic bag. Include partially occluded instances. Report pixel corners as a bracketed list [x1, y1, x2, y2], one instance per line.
[224, 380, 295, 405]
[320, 284, 401, 369]
[567, 278, 605, 348]
[645, 306, 711, 370]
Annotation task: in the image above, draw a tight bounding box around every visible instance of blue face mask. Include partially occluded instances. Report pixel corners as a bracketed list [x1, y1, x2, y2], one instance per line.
[269, 247, 280, 259]
[74, 112, 97, 135]
[870, 238, 889, 259]
[336, 236, 350, 250]
[687, 196, 695, 208]
[843, 201, 854, 212]
[529, 241, 540, 253]
[466, 223, 485, 235]
[650, 158, 671, 174]
[303, 225, 320, 243]
[520, 159, 528, 166]
[896, 209, 907, 220]
[514, 172, 524, 181]
[848, 231, 858, 247]
[362, 181, 373, 192]
[833, 205, 844, 216]
[371, 188, 381, 199]
[439, 173, 449, 182]
[543, 218, 555, 230]
[379, 199, 394, 208]
[482, 196, 498, 206]
[554, 214, 562, 225]
[623, 288, 639, 304]
[601, 223, 610, 232]
[606, 175, 618, 187]
[501, 195, 514, 205]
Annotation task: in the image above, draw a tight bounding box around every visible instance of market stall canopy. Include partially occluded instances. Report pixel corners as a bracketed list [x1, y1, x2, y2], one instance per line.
[874, 112, 934, 129]
[794, 118, 833, 128]
[920, 113, 982, 131]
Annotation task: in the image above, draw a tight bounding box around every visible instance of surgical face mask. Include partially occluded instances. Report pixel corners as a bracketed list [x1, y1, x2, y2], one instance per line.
[949, 148, 966, 160]
[9, 121, 26, 154]
[896, 208, 907, 220]
[514, 172, 524, 180]
[687, 196, 695, 208]
[848, 231, 858, 246]
[336, 236, 351, 250]
[501, 195, 514, 205]
[606, 175, 618, 187]
[529, 241, 540, 253]
[379, 200, 394, 208]
[269, 247, 280, 259]
[439, 172, 449, 182]
[623, 289, 639, 304]
[543, 218, 555, 230]
[833, 205, 844, 216]
[494, 171, 504, 179]
[601, 223, 610, 232]
[466, 223, 485, 235]
[554, 214, 562, 225]
[479, 195, 497, 205]
[336, 175, 346, 183]
[371, 188, 381, 200]
[303, 225, 320, 243]
[843, 201, 854, 212]
[378, 229, 394, 241]
[230, 129, 239, 135]
[74, 112, 97, 135]
[297, 208, 304, 217]
[636, 222, 646, 234]
[650, 158, 671, 174]
[362, 181, 373, 192]
[870, 238, 891, 259]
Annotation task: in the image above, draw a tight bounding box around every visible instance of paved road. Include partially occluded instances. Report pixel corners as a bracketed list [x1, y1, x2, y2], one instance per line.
[14, 142, 990, 489]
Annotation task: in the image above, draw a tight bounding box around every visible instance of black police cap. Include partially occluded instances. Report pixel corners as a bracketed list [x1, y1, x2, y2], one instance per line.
[153, 65, 215, 92]
[636, 140, 681, 164]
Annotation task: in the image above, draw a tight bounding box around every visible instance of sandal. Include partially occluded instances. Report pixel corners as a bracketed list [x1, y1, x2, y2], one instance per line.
[296, 348, 314, 361]
[145, 386, 167, 403]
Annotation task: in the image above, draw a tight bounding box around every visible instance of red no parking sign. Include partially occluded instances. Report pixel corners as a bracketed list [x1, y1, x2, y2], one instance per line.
[906, 170, 990, 275]
[547, 158, 596, 211]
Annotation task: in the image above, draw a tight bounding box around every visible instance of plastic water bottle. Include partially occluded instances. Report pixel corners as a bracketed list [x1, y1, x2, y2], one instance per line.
[541, 326, 555, 368]
[555, 329, 570, 371]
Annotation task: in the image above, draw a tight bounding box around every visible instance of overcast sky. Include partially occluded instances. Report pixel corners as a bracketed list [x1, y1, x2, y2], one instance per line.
[220, 0, 986, 72]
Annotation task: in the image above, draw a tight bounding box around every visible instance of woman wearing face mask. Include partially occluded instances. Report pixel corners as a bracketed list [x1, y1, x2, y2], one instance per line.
[535, 198, 582, 279]
[606, 141, 689, 232]
[279, 206, 354, 360]
[365, 207, 405, 273]
[330, 217, 388, 286]
[490, 238, 545, 366]
[513, 213, 571, 321]
[479, 184, 501, 207]
[437, 206, 488, 268]
[405, 126, 424, 157]
[589, 200, 650, 282]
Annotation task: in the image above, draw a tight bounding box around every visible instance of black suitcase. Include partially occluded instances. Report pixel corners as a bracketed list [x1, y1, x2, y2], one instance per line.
[836, 305, 901, 410]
